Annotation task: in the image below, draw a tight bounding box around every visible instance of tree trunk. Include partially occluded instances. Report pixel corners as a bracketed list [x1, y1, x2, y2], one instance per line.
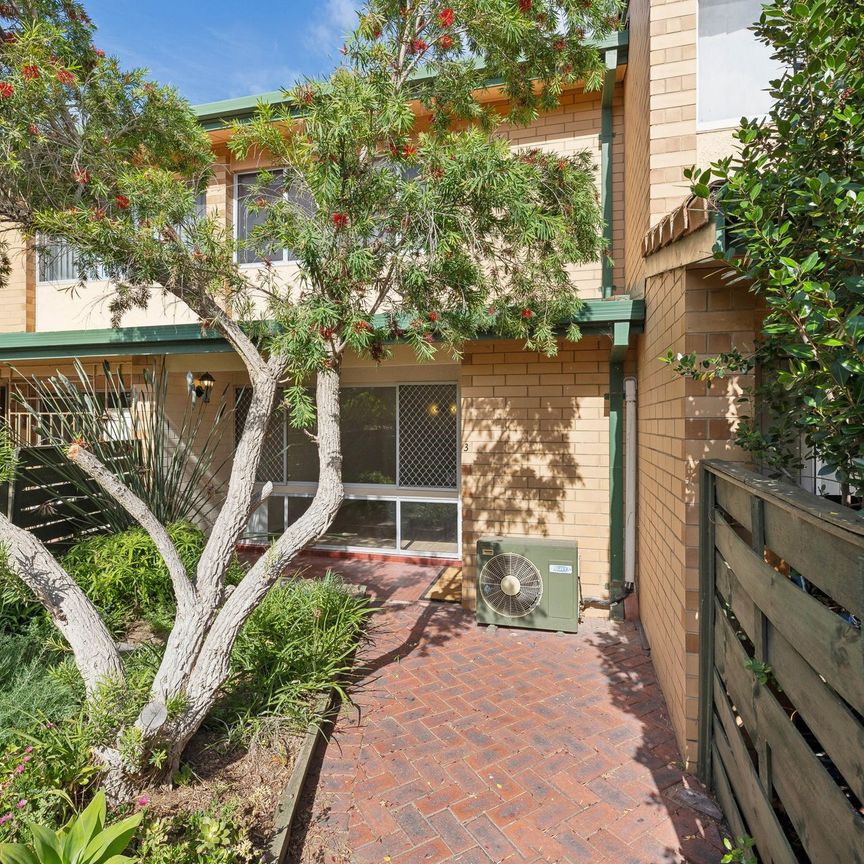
[99, 366, 345, 792]
[0, 513, 123, 693]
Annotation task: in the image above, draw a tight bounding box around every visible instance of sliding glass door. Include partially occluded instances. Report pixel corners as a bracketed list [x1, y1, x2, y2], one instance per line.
[240, 383, 460, 556]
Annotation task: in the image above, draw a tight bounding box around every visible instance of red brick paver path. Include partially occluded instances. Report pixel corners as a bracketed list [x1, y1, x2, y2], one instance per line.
[292, 564, 725, 863]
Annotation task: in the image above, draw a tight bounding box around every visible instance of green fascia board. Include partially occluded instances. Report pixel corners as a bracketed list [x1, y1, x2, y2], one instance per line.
[192, 31, 630, 129]
[0, 324, 230, 362]
[0, 298, 643, 362]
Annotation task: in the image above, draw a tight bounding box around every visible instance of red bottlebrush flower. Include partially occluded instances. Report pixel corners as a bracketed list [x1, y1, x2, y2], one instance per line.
[115, 194, 130, 210]
[428, 311, 439, 322]
[28, 122, 38, 135]
[402, 144, 417, 159]
[56, 68, 75, 85]
[519, 0, 532, 12]
[353, 320, 372, 334]
[390, 143, 400, 157]
[423, 333, 435, 344]
[487, 305, 496, 315]
[193, 248, 204, 260]
[21, 65, 40, 80]
[298, 86, 314, 106]
[332, 212, 349, 230]
[430, 167, 444, 180]
[439, 34, 454, 51]
[73, 169, 90, 184]
[410, 38, 428, 54]
[91, 207, 106, 221]
[557, 158, 568, 170]
[553, 38, 566, 52]
[91, 45, 105, 58]
[438, 7, 455, 27]
[319, 326, 335, 339]
[521, 307, 534, 319]
[262, 255, 273, 268]
[255, 196, 268, 208]
[0, 81, 13, 98]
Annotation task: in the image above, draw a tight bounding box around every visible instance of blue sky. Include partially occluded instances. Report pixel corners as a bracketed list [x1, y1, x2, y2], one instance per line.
[85, 0, 363, 106]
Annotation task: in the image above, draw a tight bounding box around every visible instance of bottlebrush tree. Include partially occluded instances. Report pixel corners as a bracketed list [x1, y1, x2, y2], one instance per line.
[0, 0, 619, 799]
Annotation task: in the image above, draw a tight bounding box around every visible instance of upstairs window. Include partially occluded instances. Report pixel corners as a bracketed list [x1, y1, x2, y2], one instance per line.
[37, 190, 206, 283]
[235, 170, 314, 265]
[697, 0, 782, 129]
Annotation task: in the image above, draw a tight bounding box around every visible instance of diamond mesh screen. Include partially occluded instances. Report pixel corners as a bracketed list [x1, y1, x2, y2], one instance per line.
[398, 384, 458, 488]
[235, 388, 287, 482]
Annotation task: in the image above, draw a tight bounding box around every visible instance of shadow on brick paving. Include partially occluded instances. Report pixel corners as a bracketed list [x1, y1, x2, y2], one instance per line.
[288, 574, 727, 863]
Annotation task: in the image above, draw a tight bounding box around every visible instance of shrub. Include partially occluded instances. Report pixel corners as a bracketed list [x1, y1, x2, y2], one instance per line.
[135, 802, 256, 864]
[0, 632, 82, 746]
[220, 572, 370, 733]
[0, 789, 141, 864]
[0, 719, 96, 845]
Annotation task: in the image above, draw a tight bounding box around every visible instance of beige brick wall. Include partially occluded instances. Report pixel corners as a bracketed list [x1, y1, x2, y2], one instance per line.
[1, 229, 34, 333]
[624, 0, 650, 293]
[459, 336, 612, 610]
[637, 261, 758, 768]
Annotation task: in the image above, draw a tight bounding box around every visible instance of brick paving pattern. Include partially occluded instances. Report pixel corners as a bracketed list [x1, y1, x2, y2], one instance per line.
[291, 561, 725, 863]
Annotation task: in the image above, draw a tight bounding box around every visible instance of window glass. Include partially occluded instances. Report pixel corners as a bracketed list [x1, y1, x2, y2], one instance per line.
[697, 0, 782, 127]
[320, 499, 398, 549]
[236, 170, 286, 264]
[401, 502, 458, 554]
[342, 387, 397, 484]
[398, 384, 458, 488]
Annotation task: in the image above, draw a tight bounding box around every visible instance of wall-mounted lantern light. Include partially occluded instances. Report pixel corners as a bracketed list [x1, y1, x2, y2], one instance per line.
[188, 371, 215, 404]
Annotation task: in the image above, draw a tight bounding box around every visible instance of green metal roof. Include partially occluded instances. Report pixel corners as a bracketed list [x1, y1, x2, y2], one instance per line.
[192, 31, 629, 130]
[0, 298, 643, 362]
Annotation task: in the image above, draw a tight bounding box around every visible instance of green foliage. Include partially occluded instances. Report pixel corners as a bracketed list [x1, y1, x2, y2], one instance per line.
[721, 834, 757, 864]
[0, 631, 82, 747]
[60, 522, 242, 635]
[135, 802, 256, 864]
[678, 0, 864, 492]
[220, 572, 370, 733]
[0, 790, 141, 864]
[0, 719, 97, 846]
[743, 657, 774, 686]
[0, 427, 16, 485]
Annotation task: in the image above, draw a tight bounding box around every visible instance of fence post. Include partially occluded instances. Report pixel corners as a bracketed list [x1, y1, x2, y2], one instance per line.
[697, 462, 716, 785]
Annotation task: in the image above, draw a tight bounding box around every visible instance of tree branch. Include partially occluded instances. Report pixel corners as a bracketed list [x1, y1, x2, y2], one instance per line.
[0, 512, 124, 694]
[67, 444, 197, 611]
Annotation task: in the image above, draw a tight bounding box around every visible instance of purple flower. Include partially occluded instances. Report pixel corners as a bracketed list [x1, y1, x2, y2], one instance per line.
[0, 813, 12, 825]
[136, 796, 150, 807]
[15, 800, 26, 809]
[23, 747, 33, 754]
[13, 764, 25, 775]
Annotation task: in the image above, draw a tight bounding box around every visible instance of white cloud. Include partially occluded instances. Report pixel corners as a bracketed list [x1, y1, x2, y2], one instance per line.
[305, 0, 362, 59]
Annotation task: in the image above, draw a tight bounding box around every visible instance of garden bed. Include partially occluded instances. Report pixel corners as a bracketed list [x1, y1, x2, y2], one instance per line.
[0, 523, 369, 862]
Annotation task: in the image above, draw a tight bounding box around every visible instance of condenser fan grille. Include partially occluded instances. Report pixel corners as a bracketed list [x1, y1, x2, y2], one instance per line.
[479, 552, 543, 618]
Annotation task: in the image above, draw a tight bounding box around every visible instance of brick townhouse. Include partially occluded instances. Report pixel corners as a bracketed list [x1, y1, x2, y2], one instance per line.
[0, 0, 778, 770]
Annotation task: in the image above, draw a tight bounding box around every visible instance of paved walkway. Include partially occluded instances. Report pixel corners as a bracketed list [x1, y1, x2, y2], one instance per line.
[291, 559, 725, 863]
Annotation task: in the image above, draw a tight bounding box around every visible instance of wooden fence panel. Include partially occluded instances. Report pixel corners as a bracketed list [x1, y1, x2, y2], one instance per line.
[699, 460, 864, 864]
